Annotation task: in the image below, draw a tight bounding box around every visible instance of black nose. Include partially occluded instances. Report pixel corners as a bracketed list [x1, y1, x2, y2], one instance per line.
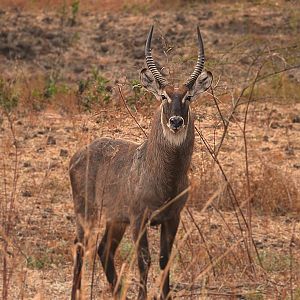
[169, 116, 184, 130]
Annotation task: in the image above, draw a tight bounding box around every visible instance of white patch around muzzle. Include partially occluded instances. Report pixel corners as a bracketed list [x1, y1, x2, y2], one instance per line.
[160, 105, 189, 146]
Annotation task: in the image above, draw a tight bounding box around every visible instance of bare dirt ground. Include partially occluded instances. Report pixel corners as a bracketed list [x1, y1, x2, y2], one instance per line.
[0, 1, 300, 299]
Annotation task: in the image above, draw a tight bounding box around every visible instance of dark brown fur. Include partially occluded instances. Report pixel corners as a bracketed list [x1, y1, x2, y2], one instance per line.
[70, 106, 194, 299]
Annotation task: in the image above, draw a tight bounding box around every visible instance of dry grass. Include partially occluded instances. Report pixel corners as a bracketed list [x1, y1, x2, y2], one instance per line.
[0, 0, 300, 299]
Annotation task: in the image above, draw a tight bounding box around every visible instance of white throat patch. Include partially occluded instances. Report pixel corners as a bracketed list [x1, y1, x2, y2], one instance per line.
[160, 105, 189, 147]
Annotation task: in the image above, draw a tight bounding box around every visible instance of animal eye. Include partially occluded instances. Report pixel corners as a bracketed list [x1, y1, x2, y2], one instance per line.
[185, 96, 192, 101]
[161, 95, 167, 101]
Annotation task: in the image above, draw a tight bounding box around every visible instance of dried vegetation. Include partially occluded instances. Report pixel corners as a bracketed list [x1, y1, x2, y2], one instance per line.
[0, 0, 300, 299]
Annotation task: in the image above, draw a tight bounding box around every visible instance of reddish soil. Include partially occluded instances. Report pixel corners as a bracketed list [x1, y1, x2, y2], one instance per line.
[0, 1, 300, 299]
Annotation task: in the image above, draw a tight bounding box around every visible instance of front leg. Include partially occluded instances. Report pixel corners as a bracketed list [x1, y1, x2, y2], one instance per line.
[159, 216, 180, 300]
[132, 220, 151, 300]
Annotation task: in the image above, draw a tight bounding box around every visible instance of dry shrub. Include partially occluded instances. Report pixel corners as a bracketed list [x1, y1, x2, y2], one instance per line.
[188, 152, 223, 210]
[190, 153, 299, 215]
[251, 164, 300, 215]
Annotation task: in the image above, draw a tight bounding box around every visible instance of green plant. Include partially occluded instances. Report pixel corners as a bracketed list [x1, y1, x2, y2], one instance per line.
[126, 79, 143, 109]
[26, 255, 50, 270]
[0, 78, 18, 113]
[78, 68, 112, 111]
[70, 0, 80, 26]
[122, 3, 149, 15]
[119, 238, 133, 262]
[258, 250, 292, 273]
[245, 291, 264, 300]
[43, 76, 58, 99]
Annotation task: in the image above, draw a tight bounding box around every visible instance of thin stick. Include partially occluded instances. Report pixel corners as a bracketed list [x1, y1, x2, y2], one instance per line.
[194, 126, 254, 272]
[289, 222, 296, 300]
[242, 63, 264, 277]
[90, 233, 100, 300]
[117, 84, 148, 138]
[186, 207, 216, 278]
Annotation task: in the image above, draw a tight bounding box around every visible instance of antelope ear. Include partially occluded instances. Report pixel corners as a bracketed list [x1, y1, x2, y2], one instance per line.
[139, 68, 161, 97]
[189, 71, 213, 98]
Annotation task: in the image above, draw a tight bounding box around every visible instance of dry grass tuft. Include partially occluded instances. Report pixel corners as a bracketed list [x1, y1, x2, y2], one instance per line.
[251, 164, 300, 215]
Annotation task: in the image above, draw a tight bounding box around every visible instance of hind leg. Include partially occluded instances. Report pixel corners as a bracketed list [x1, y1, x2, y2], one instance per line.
[71, 225, 85, 300]
[98, 222, 127, 296]
[132, 220, 151, 300]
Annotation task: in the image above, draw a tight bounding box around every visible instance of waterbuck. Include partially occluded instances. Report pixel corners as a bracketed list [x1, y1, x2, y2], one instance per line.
[70, 25, 213, 300]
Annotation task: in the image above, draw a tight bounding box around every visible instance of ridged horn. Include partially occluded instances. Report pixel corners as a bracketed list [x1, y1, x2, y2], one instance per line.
[145, 25, 168, 87]
[185, 26, 205, 89]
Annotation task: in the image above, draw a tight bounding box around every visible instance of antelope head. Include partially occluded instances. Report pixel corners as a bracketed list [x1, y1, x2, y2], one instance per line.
[140, 25, 213, 146]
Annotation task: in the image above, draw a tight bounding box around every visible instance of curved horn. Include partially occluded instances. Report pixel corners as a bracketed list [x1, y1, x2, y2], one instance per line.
[145, 25, 168, 87]
[185, 26, 205, 89]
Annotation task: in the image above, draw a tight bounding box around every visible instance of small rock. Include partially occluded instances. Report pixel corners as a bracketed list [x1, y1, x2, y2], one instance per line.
[263, 135, 269, 142]
[132, 48, 144, 59]
[293, 163, 300, 169]
[100, 44, 109, 53]
[292, 115, 300, 123]
[49, 162, 59, 170]
[23, 162, 31, 168]
[210, 224, 220, 230]
[66, 215, 73, 221]
[47, 136, 56, 145]
[261, 147, 270, 152]
[36, 147, 45, 153]
[22, 190, 32, 197]
[60, 149, 68, 157]
[175, 14, 187, 25]
[64, 127, 73, 132]
[270, 121, 280, 129]
[254, 240, 264, 249]
[285, 145, 294, 155]
[73, 66, 84, 74]
[44, 207, 53, 213]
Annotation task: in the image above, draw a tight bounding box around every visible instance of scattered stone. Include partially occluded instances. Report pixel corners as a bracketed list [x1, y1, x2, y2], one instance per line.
[292, 115, 300, 123]
[175, 14, 187, 25]
[210, 224, 220, 230]
[66, 215, 73, 221]
[23, 161, 31, 168]
[22, 190, 32, 197]
[36, 147, 45, 153]
[64, 127, 73, 132]
[132, 48, 144, 59]
[254, 240, 264, 249]
[44, 207, 53, 214]
[285, 145, 294, 155]
[100, 44, 109, 53]
[263, 135, 269, 142]
[293, 163, 300, 169]
[60, 149, 68, 157]
[73, 65, 84, 74]
[270, 121, 280, 129]
[47, 136, 56, 145]
[50, 162, 59, 169]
